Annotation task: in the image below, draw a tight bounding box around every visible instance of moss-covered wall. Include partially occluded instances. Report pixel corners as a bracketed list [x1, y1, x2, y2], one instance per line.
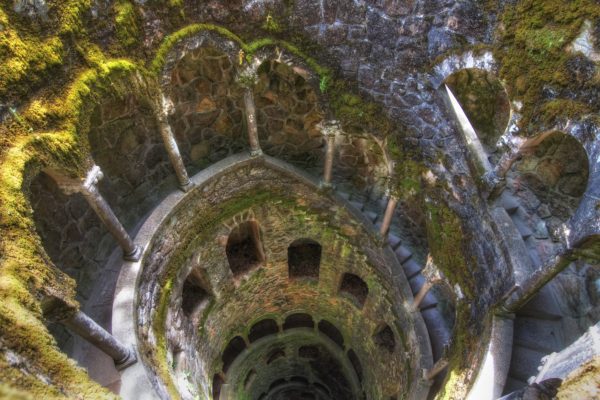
[134, 162, 421, 400]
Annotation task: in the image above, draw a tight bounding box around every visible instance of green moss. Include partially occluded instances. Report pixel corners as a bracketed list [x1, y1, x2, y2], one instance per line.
[424, 199, 475, 298]
[0, 8, 64, 101]
[114, 0, 140, 48]
[495, 0, 600, 131]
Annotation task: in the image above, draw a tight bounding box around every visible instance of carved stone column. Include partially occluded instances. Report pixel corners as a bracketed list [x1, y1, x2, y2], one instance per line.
[157, 94, 192, 191]
[45, 297, 136, 370]
[380, 194, 398, 238]
[244, 89, 262, 157]
[53, 165, 142, 261]
[319, 120, 340, 189]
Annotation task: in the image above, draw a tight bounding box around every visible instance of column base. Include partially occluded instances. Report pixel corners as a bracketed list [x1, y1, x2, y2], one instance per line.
[250, 148, 263, 157]
[179, 180, 194, 193]
[115, 346, 138, 371]
[123, 245, 143, 262]
[318, 181, 334, 191]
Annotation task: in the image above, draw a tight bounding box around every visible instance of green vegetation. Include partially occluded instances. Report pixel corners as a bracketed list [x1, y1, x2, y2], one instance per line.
[495, 0, 600, 131]
[114, 0, 140, 48]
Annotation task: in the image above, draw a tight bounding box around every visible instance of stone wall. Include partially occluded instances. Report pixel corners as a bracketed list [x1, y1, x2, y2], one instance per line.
[134, 158, 425, 400]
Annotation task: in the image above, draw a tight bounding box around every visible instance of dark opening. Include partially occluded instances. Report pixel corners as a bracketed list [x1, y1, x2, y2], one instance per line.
[266, 348, 285, 364]
[248, 319, 279, 343]
[222, 336, 246, 373]
[288, 238, 321, 279]
[347, 349, 363, 383]
[314, 382, 331, 396]
[212, 374, 224, 399]
[290, 376, 310, 386]
[181, 268, 210, 317]
[244, 369, 256, 390]
[318, 320, 344, 349]
[283, 313, 314, 330]
[299, 345, 320, 360]
[270, 378, 287, 391]
[373, 324, 396, 353]
[226, 220, 264, 276]
[339, 273, 369, 309]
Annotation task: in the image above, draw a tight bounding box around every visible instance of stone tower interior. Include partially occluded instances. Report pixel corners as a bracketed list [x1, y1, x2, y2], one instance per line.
[1, 1, 600, 399]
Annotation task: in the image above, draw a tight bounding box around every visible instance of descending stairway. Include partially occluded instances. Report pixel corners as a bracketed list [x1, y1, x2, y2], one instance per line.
[495, 191, 568, 394]
[337, 187, 452, 363]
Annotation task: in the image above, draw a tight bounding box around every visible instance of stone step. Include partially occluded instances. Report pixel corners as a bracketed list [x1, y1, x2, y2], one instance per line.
[364, 210, 378, 223]
[337, 191, 351, 200]
[500, 192, 521, 215]
[518, 288, 563, 321]
[404, 259, 423, 281]
[417, 292, 438, 310]
[511, 216, 533, 240]
[513, 317, 563, 353]
[508, 344, 547, 382]
[394, 246, 413, 263]
[420, 307, 451, 362]
[349, 200, 364, 211]
[387, 233, 402, 250]
[408, 273, 426, 295]
[503, 376, 529, 395]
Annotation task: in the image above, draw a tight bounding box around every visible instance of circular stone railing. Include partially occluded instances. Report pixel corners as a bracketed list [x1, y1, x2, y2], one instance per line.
[112, 153, 433, 400]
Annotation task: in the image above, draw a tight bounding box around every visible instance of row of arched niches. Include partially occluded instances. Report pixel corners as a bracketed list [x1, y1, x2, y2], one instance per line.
[25, 29, 599, 400]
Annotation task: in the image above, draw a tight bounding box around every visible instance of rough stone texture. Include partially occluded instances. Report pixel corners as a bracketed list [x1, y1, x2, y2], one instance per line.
[135, 160, 425, 400]
[88, 95, 177, 230]
[168, 46, 247, 173]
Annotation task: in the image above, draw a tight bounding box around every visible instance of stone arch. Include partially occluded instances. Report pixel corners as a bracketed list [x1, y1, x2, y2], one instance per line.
[317, 320, 344, 349]
[165, 44, 246, 173]
[248, 318, 279, 343]
[511, 131, 589, 223]
[288, 238, 322, 279]
[253, 59, 326, 173]
[339, 273, 369, 309]
[283, 313, 315, 330]
[431, 50, 497, 89]
[226, 220, 265, 278]
[222, 335, 247, 373]
[443, 68, 510, 153]
[373, 323, 396, 353]
[180, 267, 211, 319]
[87, 92, 174, 230]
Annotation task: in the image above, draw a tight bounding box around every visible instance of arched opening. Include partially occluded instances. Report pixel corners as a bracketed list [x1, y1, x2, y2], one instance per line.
[288, 238, 322, 280]
[222, 336, 247, 373]
[339, 273, 369, 309]
[253, 60, 325, 174]
[266, 348, 285, 364]
[283, 313, 314, 330]
[318, 320, 344, 349]
[347, 349, 363, 383]
[244, 369, 256, 390]
[167, 46, 245, 172]
[373, 324, 396, 353]
[511, 131, 589, 224]
[212, 374, 224, 399]
[248, 319, 279, 343]
[298, 345, 320, 360]
[226, 220, 265, 277]
[181, 267, 211, 318]
[444, 68, 510, 154]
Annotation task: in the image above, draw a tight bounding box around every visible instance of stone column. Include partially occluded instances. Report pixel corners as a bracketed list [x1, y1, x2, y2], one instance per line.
[424, 358, 448, 381]
[501, 251, 576, 314]
[319, 120, 340, 189]
[379, 194, 398, 238]
[54, 166, 142, 261]
[412, 280, 434, 311]
[62, 310, 137, 370]
[244, 89, 262, 157]
[157, 94, 192, 191]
